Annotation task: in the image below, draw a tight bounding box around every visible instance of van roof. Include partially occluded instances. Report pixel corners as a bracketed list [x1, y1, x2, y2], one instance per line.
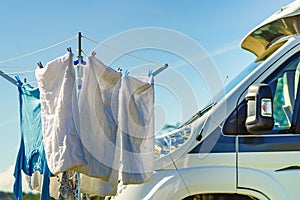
[241, 1, 300, 61]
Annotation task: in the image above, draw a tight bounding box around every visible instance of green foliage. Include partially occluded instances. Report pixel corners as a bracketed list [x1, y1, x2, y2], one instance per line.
[0, 191, 14, 200]
[160, 122, 181, 134]
[0, 191, 56, 200]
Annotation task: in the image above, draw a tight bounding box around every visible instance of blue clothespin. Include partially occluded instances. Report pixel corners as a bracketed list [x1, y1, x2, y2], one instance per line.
[74, 56, 86, 65]
[15, 75, 23, 86]
[148, 69, 153, 78]
[124, 69, 130, 76]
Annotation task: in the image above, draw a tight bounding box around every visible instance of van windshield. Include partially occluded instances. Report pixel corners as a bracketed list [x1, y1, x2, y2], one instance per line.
[154, 61, 262, 159]
[221, 61, 262, 97]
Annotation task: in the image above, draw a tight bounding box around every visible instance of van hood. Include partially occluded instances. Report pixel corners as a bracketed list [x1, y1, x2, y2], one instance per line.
[241, 1, 300, 61]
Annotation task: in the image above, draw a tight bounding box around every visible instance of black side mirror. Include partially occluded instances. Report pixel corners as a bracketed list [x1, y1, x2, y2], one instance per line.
[245, 84, 274, 134]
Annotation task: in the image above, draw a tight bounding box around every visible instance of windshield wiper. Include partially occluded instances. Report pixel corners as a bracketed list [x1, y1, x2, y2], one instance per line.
[180, 102, 216, 128]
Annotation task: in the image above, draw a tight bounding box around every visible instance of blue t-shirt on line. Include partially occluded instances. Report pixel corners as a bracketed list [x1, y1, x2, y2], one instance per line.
[13, 83, 50, 200]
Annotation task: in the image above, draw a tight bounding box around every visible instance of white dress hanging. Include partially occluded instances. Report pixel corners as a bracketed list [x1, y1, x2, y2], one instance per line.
[35, 52, 87, 174]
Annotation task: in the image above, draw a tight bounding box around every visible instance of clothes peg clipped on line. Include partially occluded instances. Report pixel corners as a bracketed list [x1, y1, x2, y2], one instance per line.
[124, 69, 130, 76]
[74, 56, 86, 65]
[148, 69, 153, 78]
[37, 62, 43, 69]
[15, 75, 23, 86]
[67, 47, 72, 53]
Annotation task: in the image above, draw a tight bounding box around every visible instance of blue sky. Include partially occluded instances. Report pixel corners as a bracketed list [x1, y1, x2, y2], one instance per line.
[0, 0, 295, 192]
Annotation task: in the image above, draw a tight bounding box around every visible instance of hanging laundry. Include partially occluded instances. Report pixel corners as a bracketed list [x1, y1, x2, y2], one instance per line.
[39, 54, 122, 197]
[32, 52, 155, 198]
[77, 55, 121, 179]
[57, 172, 75, 200]
[37, 173, 76, 200]
[35, 52, 87, 174]
[80, 145, 120, 197]
[32, 172, 91, 200]
[119, 74, 155, 184]
[13, 82, 51, 200]
[80, 172, 118, 197]
[80, 175, 118, 197]
[78, 55, 155, 191]
[24, 166, 84, 199]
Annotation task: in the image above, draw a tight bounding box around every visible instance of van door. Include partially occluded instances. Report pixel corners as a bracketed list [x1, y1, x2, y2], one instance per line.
[237, 51, 300, 199]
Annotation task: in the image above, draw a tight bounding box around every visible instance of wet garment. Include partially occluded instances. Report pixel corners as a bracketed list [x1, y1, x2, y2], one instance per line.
[13, 83, 51, 200]
[119, 75, 155, 184]
[80, 170, 119, 197]
[35, 53, 87, 174]
[80, 156, 119, 197]
[77, 55, 122, 179]
[78, 56, 154, 188]
[76, 55, 122, 196]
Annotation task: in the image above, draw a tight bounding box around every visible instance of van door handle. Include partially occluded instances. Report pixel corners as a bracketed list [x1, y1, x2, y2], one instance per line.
[275, 166, 300, 172]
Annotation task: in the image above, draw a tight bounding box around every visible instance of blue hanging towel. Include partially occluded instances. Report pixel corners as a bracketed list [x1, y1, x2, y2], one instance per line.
[13, 83, 50, 200]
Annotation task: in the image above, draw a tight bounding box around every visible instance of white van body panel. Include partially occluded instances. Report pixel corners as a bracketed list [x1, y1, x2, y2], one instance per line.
[179, 166, 236, 195]
[112, 170, 189, 200]
[112, 37, 300, 199]
[238, 152, 300, 200]
[113, 166, 237, 200]
[113, 1, 300, 198]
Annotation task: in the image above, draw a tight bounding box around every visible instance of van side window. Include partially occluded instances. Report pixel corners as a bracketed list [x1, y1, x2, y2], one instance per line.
[264, 52, 300, 132]
[223, 52, 300, 135]
[272, 76, 291, 129]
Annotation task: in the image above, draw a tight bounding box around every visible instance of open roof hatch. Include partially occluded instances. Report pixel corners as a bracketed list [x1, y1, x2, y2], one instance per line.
[241, 1, 300, 61]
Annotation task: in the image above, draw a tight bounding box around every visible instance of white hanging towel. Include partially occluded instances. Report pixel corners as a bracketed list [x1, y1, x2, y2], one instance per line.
[80, 133, 120, 197]
[80, 171, 118, 197]
[119, 75, 155, 184]
[35, 52, 87, 174]
[77, 55, 121, 179]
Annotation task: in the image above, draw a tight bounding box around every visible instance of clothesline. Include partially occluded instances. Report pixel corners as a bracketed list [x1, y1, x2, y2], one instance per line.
[0, 34, 164, 67]
[0, 63, 168, 79]
[0, 33, 169, 89]
[14, 53, 156, 199]
[0, 36, 78, 65]
[0, 65, 33, 69]
[0, 64, 168, 86]
[5, 70, 35, 76]
[82, 36, 164, 66]
[3, 33, 167, 199]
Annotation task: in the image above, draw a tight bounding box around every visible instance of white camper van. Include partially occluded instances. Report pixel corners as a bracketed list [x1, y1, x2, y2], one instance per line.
[113, 1, 300, 199]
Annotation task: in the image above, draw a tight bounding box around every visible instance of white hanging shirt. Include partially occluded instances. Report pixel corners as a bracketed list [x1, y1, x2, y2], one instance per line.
[77, 55, 122, 179]
[80, 138, 120, 197]
[35, 52, 87, 174]
[119, 75, 155, 184]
